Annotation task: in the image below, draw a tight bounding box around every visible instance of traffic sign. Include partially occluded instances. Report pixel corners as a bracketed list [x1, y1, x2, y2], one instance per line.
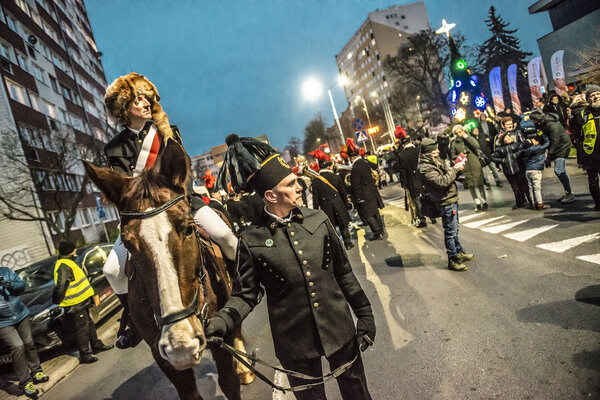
[97, 206, 106, 219]
[352, 118, 365, 131]
[355, 130, 368, 143]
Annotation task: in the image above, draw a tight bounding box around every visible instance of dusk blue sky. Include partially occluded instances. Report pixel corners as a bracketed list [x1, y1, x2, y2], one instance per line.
[86, 0, 552, 156]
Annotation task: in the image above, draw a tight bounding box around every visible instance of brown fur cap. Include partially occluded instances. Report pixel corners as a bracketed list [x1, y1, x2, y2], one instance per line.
[104, 72, 173, 140]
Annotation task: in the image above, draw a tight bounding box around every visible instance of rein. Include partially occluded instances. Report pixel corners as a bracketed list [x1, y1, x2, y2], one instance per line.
[119, 194, 210, 329]
[207, 337, 358, 393]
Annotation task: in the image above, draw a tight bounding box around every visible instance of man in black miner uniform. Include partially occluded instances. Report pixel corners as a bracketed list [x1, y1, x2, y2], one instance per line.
[398, 136, 428, 227]
[350, 146, 385, 240]
[312, 154, 354, 250]
[206, 136, 375, 400]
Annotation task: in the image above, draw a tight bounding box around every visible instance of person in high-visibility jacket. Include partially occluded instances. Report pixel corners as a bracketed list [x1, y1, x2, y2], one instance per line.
[52, 242, 113, 364]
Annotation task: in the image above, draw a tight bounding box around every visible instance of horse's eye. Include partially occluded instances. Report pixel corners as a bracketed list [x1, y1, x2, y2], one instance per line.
[185, 225, 195, 237]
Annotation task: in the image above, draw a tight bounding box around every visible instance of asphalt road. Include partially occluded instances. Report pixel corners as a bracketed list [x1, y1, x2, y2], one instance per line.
[42, 166, 600, 400]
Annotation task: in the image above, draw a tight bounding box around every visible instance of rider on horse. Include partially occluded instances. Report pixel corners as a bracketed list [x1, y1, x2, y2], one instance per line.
[102, 72, 238, 348]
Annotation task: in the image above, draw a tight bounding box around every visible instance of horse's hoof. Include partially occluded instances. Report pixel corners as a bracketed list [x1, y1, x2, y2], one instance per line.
[238, 371, 255, 385]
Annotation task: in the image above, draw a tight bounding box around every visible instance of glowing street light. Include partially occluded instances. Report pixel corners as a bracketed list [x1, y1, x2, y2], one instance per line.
[302, 76, 345, 145]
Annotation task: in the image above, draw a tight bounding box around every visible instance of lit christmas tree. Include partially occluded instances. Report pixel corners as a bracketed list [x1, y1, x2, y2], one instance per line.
[437, 20, 487, 131]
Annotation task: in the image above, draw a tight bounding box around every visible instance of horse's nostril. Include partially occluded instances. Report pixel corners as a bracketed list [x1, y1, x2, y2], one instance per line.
[197, 335, 206, 349]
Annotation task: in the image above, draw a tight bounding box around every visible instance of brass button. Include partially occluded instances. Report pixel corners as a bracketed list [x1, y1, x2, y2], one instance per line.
[294, 241, 299, 246]
[263, 262, 267, 267]
[305, 271, 311, 277]
[313, 302, 319, 308]
[287, 223, 291, 227]
[327, 243, 330, 247]
[311, 292, 316, 298]
[290, 232, 295, 236]
[269, 268, 273, 272]
[130, 165, 134, 169]
[302, 260, 307, 265]
[308, 282, 314, 287]
[298, 250, 303, 255]
[280, 278, 284, 282]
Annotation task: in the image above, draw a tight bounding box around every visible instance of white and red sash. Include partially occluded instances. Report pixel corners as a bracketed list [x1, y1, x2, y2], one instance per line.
[134, 124, 162, 175]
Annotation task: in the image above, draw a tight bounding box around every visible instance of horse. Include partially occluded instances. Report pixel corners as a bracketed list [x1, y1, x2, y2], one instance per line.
[84, 141, 254, 400]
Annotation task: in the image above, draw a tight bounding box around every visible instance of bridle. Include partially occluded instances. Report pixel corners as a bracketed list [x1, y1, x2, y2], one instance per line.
[120, 194, 210, 330]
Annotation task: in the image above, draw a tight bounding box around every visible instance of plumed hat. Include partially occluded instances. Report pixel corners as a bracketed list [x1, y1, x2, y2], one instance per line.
[203, 169, 216, 190]
[346, 138, 359, 157]
[58, 241, 76, 256]
[358, 148, 366, 157]
[394, 126, 407, 140]
[309, 148, 331, 169]
[216, 134, 292, 195]
[104, 72, 174, 140]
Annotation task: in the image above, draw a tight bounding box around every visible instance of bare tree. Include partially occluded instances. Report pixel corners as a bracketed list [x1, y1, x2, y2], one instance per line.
[572, 27, 600, 85]
[284, 136, 303, 159]
[0, 125, 107, 241]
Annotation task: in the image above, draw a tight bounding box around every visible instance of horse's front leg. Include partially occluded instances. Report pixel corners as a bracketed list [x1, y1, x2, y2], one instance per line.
[211, 334, 242, 400]
[231, 325, 255, 385]
[151, 346, 203, 400]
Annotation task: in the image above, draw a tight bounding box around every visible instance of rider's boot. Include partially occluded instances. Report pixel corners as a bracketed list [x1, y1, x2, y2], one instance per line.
[115, 294, 143, 349]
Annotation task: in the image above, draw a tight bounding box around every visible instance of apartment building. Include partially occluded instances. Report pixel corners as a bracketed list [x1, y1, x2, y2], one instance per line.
[0, 0, 117, 266]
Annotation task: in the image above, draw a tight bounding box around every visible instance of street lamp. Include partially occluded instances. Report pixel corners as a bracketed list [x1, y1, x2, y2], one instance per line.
[370, 90, 396, 143]
[354, 95, 376, 153]
[302, 76, 346, 147]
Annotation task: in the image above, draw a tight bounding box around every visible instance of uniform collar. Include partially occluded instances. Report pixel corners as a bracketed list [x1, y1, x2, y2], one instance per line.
[127, 120, 153, 138]
[263, 207, 304, 230]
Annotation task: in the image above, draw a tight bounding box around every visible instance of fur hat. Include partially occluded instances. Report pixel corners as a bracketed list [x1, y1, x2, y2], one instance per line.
[104, 72, 174, 140]
[58, 241, 75, 256]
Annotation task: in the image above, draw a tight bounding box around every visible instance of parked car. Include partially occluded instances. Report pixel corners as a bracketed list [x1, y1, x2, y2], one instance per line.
[0, 244, 120, 362]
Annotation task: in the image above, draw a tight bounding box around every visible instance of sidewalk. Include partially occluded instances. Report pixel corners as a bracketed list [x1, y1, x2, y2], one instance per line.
[0, 310, 121, 399]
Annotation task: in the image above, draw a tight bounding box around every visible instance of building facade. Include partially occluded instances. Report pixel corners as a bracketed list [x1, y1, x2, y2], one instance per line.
[529, 0, 600, 89]
[0, 0, 117, 265]
[335, 2, 431, 143]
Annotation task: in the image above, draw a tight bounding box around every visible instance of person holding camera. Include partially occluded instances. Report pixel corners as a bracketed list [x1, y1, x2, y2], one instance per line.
[450, 125, 488, 212]
[0, 266, 49, 398]
[418, 138, 474, 271]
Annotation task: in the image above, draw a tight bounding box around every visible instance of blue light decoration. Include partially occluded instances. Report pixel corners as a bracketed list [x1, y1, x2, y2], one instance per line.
[474, 96, 486, 109]
[451, 90, 457, 103]
[455, 80, 462, 88]
[451, 107, 457, 116]
[470, 79, 476, 87]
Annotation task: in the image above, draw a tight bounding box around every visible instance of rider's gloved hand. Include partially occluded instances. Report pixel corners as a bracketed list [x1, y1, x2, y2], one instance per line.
[354, 306, 376, 352]
[205, 315, 228, 338]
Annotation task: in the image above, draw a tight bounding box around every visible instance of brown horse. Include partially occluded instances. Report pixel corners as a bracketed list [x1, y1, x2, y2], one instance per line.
[84, 141, 253, 400]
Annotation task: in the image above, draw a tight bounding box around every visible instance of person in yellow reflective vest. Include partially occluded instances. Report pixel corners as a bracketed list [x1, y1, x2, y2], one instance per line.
[52, 242, 113, 364]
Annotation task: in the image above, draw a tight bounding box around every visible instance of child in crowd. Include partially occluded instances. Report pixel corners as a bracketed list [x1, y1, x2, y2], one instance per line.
[521, 134, 550, 210]
[491, 134, 532, 209]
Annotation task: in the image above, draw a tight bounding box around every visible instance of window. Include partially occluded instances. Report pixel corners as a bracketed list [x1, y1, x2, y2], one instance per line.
[43, 21, 58, 42]
[60, 84, 72, 101]
[78, 208, 90, 226]
[30, 9, 41, 26]
[43, 100, 56, 118]
[0, 41, 13, 61]
[32, 64, 45, 83]
[85, 100, 98, 118]
[28, 92, 40, 111]
[59, 108, 68, 123]
[5, 79, 30, 106]
[6, 14, 17, 32]
[49, 76, 58, 92]
[15, 0, 30, 15]
[16, 51, 28, 72]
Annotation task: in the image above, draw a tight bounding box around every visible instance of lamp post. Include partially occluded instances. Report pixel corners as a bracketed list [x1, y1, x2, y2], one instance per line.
[354, 95, 376, 153]
[302, 77, 346, 149]
[370, 90, 396, 144]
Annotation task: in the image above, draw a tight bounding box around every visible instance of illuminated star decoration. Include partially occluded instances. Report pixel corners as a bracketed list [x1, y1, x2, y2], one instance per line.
[436, 19, 456, 38]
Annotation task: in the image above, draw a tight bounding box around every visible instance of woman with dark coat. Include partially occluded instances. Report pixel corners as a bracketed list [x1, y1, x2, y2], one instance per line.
[450, 125, 488, 211]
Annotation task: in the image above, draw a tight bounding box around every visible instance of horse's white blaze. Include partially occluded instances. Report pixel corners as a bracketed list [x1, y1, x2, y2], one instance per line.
[139, 211, 201, 369]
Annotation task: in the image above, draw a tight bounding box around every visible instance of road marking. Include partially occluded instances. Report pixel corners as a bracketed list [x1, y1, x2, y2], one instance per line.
[503, 224, 558, 242]
[536, 233, 600, 253]
[384, 196, 403, 202]
[387, 199, 406, 208]
[481, 219, 530, 234]
[577, 254, 600, 265]
[459, 212, 487, 222]
[357, 230, 413, 350]
[463, 216, 505, 229]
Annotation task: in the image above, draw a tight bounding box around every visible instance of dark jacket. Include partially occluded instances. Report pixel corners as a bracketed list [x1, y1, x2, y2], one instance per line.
[104, 121, 205, 210]
[473, 131, 493, 159]
[0, 267, 29, 328]
[491, 142, 525, 175]
[521, 135, 550, 171]
[536, 113, 572, 161]
[477, 120, 499, 149]
[350, 158, 384, 217]
[543, 102, 568, 127]
[572, 107, 600, 169]
[450, 135, 484, 187]
[312, 170, 351, 227]
[417, 153, 459, 206]
[397, 144, 423, 196]
[436, 134, 450, 160]
[218, 208, 371, 360]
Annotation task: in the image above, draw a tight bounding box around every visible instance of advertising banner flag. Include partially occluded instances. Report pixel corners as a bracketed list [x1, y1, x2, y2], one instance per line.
[489, 66, 504, 113]
[507, 64, 521, 115]
[528, 57, 544, 104]
[550, 50, 567, 95]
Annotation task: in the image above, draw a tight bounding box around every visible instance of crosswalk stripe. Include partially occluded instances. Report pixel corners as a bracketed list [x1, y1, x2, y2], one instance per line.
[481, 219, 530, 234]
[577, 254, 600, 265]
[503, 224, 558, 242]
[537, 233, 600, 253]
[387, 200, 405, 208]
[463, 216, 505, 229]
[459, 212, 487, 222]
[384, 196, 403, 202]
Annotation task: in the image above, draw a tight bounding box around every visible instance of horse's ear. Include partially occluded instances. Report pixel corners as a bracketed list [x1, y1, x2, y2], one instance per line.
[158, 139, 189, 192]
[83, 161, 129, 205]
